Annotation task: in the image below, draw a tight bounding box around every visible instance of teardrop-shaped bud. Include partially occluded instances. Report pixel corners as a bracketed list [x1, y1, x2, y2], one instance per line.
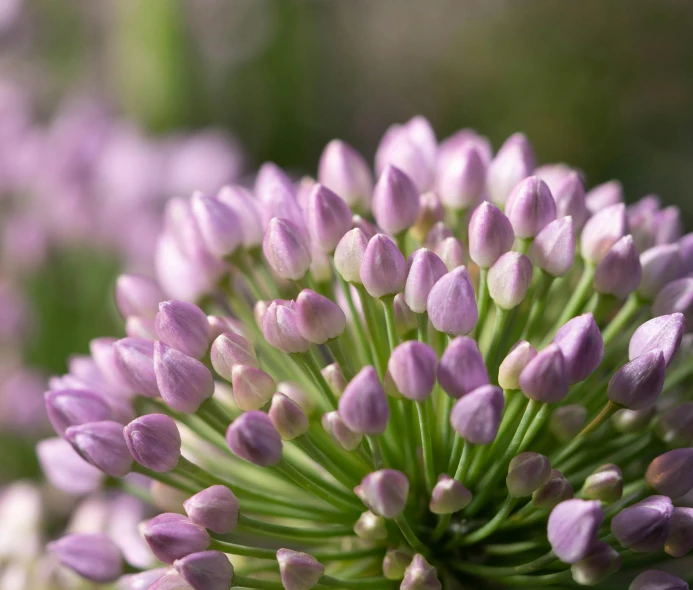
[507, 452, 551, 497]
[174, 551, 234, 590]
[321, 364, 347, 397]
[360, 234, 407, 299]
[231, 365, 275, 411]
[450, 385, 504, 445]
[318, 139, 373, 211]
[359, 469, 409, 518]
[372, 165, 421, 235]
[529, 217, 575, 277]
[295, 289, 346, 344]
[486, 133, 535, 208]
[334, 228, 368, 284]
[435, 237, 466, 271]
[225, 411, 282, 466]
[382, 548, 413, 581]
[400, 554, 442, 590]
[113, 337, 159, 397]
[427, 267, 478, 336]
[586, 180, 622, 214]
[353, 510, 387, 541]
[505, 176, 557, 239]
[124, 414, 181, 472]
[405, 249, 448, 314]
[388, 341, 438, 402]
[613, 406, 656, 434]
[665, 507, 693, 557]
[437, 145, 486, 210]
[468, 201, 515, 269]
[65, 420, 133, 477]
[190, 193, 242, 258]
[593, 235, 642, 298]
[277, 549, 325, 590]
[424, 221, 453, 250]
[581, 203, 627, 264]
[263, 218, 312, 281]
[519, 344, 568, 403]
[629, 313, 685, 368]
[143, 513, 211, 565]
[488, 252, 533, 310]
[583, 464, 623, 503]
[262, 300, 311, 354]
[36, 437, 104, 495]
[552, 172, 589, 230]
[45, 389, 113, 437]
[498, 341, 537, 391]
[570, 541, 621, 587]
[183, 486, 239, 534]
[339, 366, 389, 434]
[553, 313, 604, 384]
[629, 570, 688, 590]
[437, 336, 488, 399]
[321, 411, 362, 451]
[48, 533, 123, 583]
[639, 244, 682, 300]
[269, 393, 309, 440]
[305, 184, 353, 254]
[411, 192, 444, 243]
[611, 495, 673, 552]
[154, 342, 214, 413]
[607, 350, 666, 410]
[115, 274, 163, 319]
[156, 300, 210, 360]
[654, 278, 693, 331]
[429, 474, 473, 514]
[210, 333, 258, 381]
[646, 449, 693, 499]
[548, 499, 604, 563]
[217, 185, 264, 249]
[532, 469, 573, 510]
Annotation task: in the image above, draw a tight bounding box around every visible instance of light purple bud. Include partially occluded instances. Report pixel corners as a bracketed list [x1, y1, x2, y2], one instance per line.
[360, 469, 409, 518]
[217, 185, 264, 249]
[548, 499, 604, 563]
[639, 244, 682, 300]
[184, 486, 239, 534]
[322, 411, 362, 451]
[450, 385, 504, 445]
[277, 549, 325, 590]
[435, 237, 466, 271]
[401, 554, 442, 590]
[382, 547, 413, 579]
[581, 203, 628, 264]
[519, 344, 569, 403]
[296, 289, 346, 344]
[679, 233, 693, 276]
[372, 165, 421, 235]
[468, 201, 515, 269]
[585, 180, 623, 214]
[388, 341, 437, 401]
[488, 252, 533, 309]
[532, 469, 573, 510]
[126, 316, 157, 340]
[339, 366, 389, 434]
[506, 452, 551, 497]
[36, 437, 104, 494]
[437, 336, 488, 398]
[262, 300, 311, 354]
[424, 221, 454, 250]
[360, 234, 407, 299]
[305, 184, 353, 253]
[89, 337, 130, 392]
[226, 411, 282, 466]
[437, 145, 486, 210]
[552, 172, 589, 231]
[593, 235, 642, 298]
[65, 420, 133, 477]
[117, 568, 168, 590]
[113, 337, 159, 397]
[124, 414, 181, 472]
[48, 533, 123, 583]
[429, 474, 472, 514]
[207, 315, 246, 340]
[269, 393, 309, 440]
[45, 389, 113, 437]
[570, 541, 621, 586]
[611, 495, 673, 552]
[553, 313, 604, 384]
[210, 333, 258, 381]
[629, 313, 685, 367]
[411, 192, 444, 242]
[505, 176, 557, 239]
[394, 293, 418, 337]
[427, 266, 478, 336]
[263, 218, 312, 281]
[647, 450, 693, 499]
[655, 206, 683, 245]
[334, 228, 368, 284]
[654, 278, 693, 332]
[486, 132, 535, 207]
[498, 341, 537, 391]
[438, 129, 492, 169]
[321, 364, 347, 397]
[115, 274, 163, 319]
[175, 551, 233, 590]
[629, 570, 688, 590]
[529, 217, 575, 277]
[190, 193, 242, 258]
[318, 139, 373, 210]
[154, 342, 214, 413]
[665, 507, 693, 557]
[232, 365, 276, 411]
[156, 300, 210, 360]
[148, 571, 192, 590]
[255, 163, 303, 229]
[143, 513, 211, 565]
[549, 405, 587, 443]
[405, 249, 448, 314]
[608, 350, 666, 410]
[583, 464, 623, 503]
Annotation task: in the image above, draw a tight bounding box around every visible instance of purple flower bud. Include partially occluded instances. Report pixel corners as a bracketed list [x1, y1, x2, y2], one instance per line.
[654, 278, 693, 332]
[45, 389, 113, 437]
[387, 341, 437, 402]
[174, 551, 233, 590]
[126, 316, 157, 340]
[613, 406, 656, 434]
[583, 464, 623, 503]
[295, 289, 346, 344]
[184, 486, 239, 534]
[608, 350, 666, 410]
[143, 513, 211, 565]
[154, 342, 214, 413]
[231, 365, 275, 411]
[488, 251, 533, 310]
[586, 180, 623, 214]
[394, 293, 418, 337]
[519, 344, 568, 403]
[427, 266, 478, 336]
[190, 193, 242, 258]
[639, 244, 682, 300]
[117, 568, 169, 590]
[360, 234, 407, 299]
[113, 337, 159, 397]
[124, 414, 181, 472]
[581, 203, 628, 264]
[322, 411, 362, 451]
[412, 192, 445, 242]
[647, 449, 693, 499]
[401, 554, 442, 590]
[305, 184, 353, 254]
[529, 217, 575, 277]
[48, 533, 123, 583]
[65, 420, 132, 477]
[405, 249, 448, 314]
[611, 495, 674, 552]
[505, 176, 557, 239]
[115, 274, 163, 319]
[436, 337, 488, 398]
[655, 206, 683, 245]
[438, 130, 492, 169]
[629, 570, 688, 590]
[468, 201, 515, 269]
[262, 300, 311, 354]
[680, 233, 693, 276]
[507, 452, 551, 497]
[553, 313, 604, 384]
[656, 403, 693, 446]
[217, 185, 264, 249]
[354, 510, 388, 540]
[532, 469, 573, 510]
[269, 393, 309, 440]
[360, 469, 409, 518]
[318, 139, 373, 210]
[570, 541, 621, 586]
[593, 235, 643, 298]
[486, 133, 535, 207]
[255, 163, 302, 227]
[210, 333, 258, 381]
[629, 313, 685, 367]
[372, 165, 420, 235]
[89, 337, 130, 392]
[548, 499, 604, 563]
[277, 549, 325, 590]
[549, 405, 587, 443]
[263, 218, 312, 281]
[226, 411, 282, 466]
[36, 437, 103, 494]
[424, 221, 454, 250]
[383, 547, 413, 580]
[437, 145, 486, 210]
[435, 237, 466, 271]
[339, 366, 389, 434]
[321, 364, 347, 397]
[665, 507, 693, 557]
[148, 571, 192, 590]
[498, 341, 537, 391]
[429, 474, 473, 514]
[334, 228, 368, 284]
[552, 172, 589, 231]
[450, 385, 504, 445]
[155, 300, 210, 360]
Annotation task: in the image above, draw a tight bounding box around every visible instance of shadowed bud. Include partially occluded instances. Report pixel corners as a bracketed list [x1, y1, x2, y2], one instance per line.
[594, 235, 642, 298]
[424, 221, 453, 249]
[629, 313, 685, 367]
[553, 313, 604, 384]
[655, 206, 683, 245]
[488, 252, 533, 309]
[401, 554, 442, 590]
[115, 274, 163, 319]
[552, 172, 589, 231]
[263, 218, 312, 281]
[438, 336, 489, 398]
[405, 249, 448, 314]
[412, 192, 444, 242]
[305, 184, 353, 253]
[262, 300, 311, 354]
[680, 233, 693, 276]
[647, 449, 693, 499]
[190, 193, 242, 258]
[532, 469, 573, 510]
[394, 293, 418, 337]
[354, 510, 387, 540]
[468, 201, 515, 268]
[156, 300, 210, 360]
[639, 244, 682, 300]
[427, 267, 478, 335]
[613, 406, 656, 434]
[519, 344, 568, 403]
[507, 452, 551, 497]
[45, 389, 113, 437]
[581, 203, 627, 264]
[154, 342, 214, 413]
[665, 507, 693, 557]
[656, 403, 693, 446]
[296, 289, 346, 344]
[583, 464, 623, 503]
[499, 341, 537, 391]
[143, 513, 211, 565]
[611, 495, 673, 552]
[549, 405, 587, 443]
[48, 533, 123, 583]
[334, 228, 368, 284]
[36, 437, 104, 495]
[322, 411, 362, 451]
[210, 333, 258, 381]
[505, 176, 556, 238]
[277, 549, 325, 590]
[486, 133, 535, 207]
[654, 278, 693, 331]
[586, 180, 623, 214]
[629, 570, 688, 590]
[124, 414, 181, 472]
[226, 411, 282, 466]
[570, 541, 621, 586]
[529, 217, 575, 277]
[372, 165, 420, 235]
[360, 234, 407, 299]
[607, 350, 666, 410]
[388, 341, 437, 401]
[435, 237, 466, 270]
[429, 474, 473, 514]
[217, 185, 264, 249]
[113, 337, 159, 397]
[318, 139, 373, 210]
[232, 365, 275, 411]
[548, 499, 604, 563]
[437, 145, 485, 210]
[339, 366, 390, 434]
[321, 364, 347, 397]
[383, 548, 413, 580]
[269, 393, 309, 440]
[360, 469, 409, 518]
[66, 420, 132, 477]
[184, 486, 239, 534]
[451, 385, 504, 445]
[174, 551, 233, 590]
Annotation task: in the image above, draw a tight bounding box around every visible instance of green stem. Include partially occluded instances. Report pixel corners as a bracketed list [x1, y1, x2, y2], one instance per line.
[601, 293, 642, 346]
[319, 576, 395, 589]
[520, 271, 553, 341]
[460, 496, 518, 545]
[518, 402, 551, 453]
[454, 439, 473, 482]
[367, 435, 384, 470]
[454, 549, 557, 577]
[394, 514, 427, 553]
[355, 284, 388, 377]
[337, 273, 375, 368]
[474, 268, 490, 340]
[238, 514, 352, 539]
[327, 337, 354, 380]
[232, 575, 283, 589]
[416, 400, 437, 492]
[417, 313, 428, 342]
[292, 352, 338, 409]
[382, 296, 399, 354]
[544, 262, 596, 345]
